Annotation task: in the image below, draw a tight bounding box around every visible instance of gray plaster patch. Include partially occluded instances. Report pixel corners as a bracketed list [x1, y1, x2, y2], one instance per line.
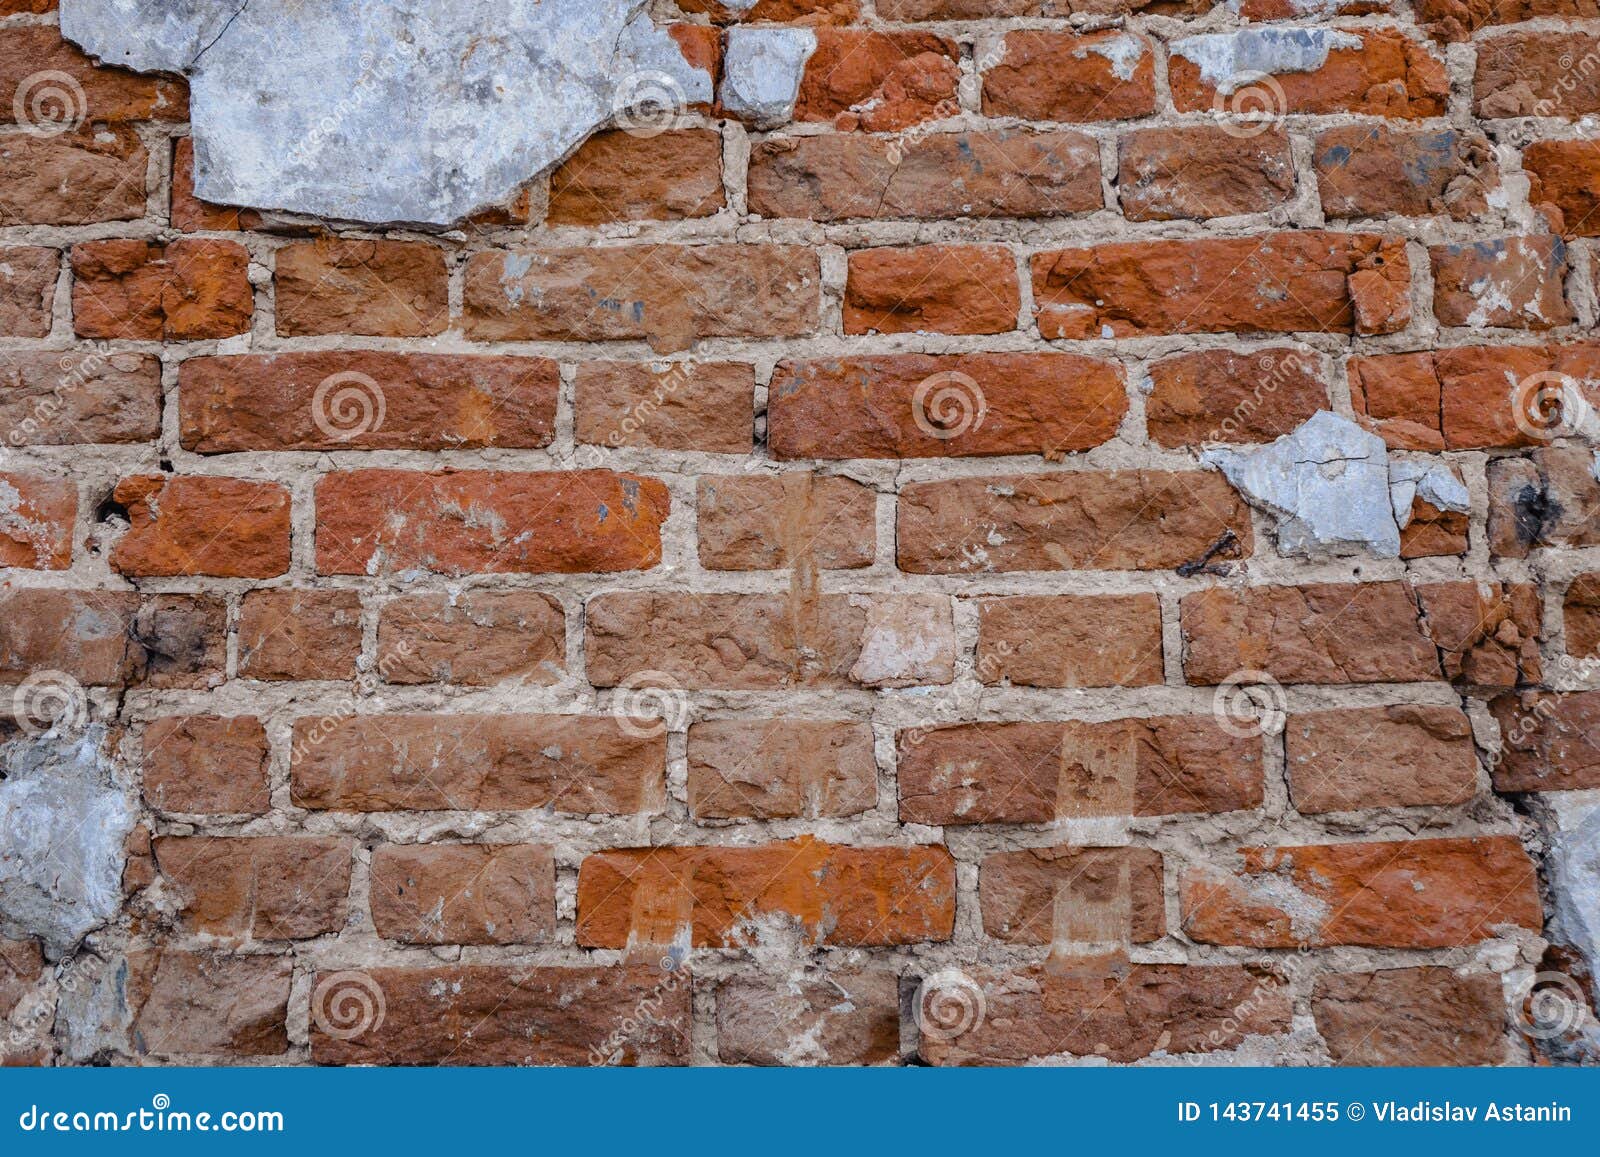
[718, 27, 816, 128]
[1169, 28, 1361, 94]
[0, 725, 134, 961]
[60, 0, 715, 226]
[1206, 412, 1471, 559]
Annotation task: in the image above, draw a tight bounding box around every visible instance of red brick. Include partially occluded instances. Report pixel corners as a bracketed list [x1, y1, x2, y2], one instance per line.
[1430, 236, 1573, 330]
[687, 719, 876, 819]
[898, 718, 1263, 823]
[170, 137, 260, 232]
[920, 963, 1290, 1064]
[377, 592, 565, 686]
[0, 350, 161, 445]
[152, 836, 353, 941]
[717, 972, 897, 1066]
[574, 361, 753, 454]
[586, 592, 955, 690]
[463, 245, 819, 353]
[1525, 139, 1600, 237]
[72, 239, 251, 340]
[897, 471, 1252, 573]
[0, 127, 147, 225]
[1118, 127, 1294, 221]
[682, 0, 857, 21]
[843, 245, 1018, 336]
[548, 129, 723, 224]
[0, 940, 42, 1020]
[980, 846, 1164, 945]
[1402, 494, 1471, 559]
[698, 473, 875, 570]
[1314, 967, 1507, 1065]
[0, 247, 57, 337]
[369, 844, 554, 945]
[0, 471, 74, 568]
[1488, 447, 1600, 557]
[290, 714, 664, 815]
[314, 469, 667, 577]
[110, 474, 290, 579]
[0, 26, 187, 124]
[1351, 341, 1600, 450]
[0, 590, 225, 688]
[794, 29, 960, 131]
[142, 715, 270, 815]
[1566, 572, 1600, 660]
[981, 31, 1158, 123]
[1315, 126, 1497, 221]
[1490, 690, 1600, 792]
[1033, 232, 1411, 339]
[126, 949, 290, 1058]
[238, 589, 361, 682]
[1286, 706, 1479, 813]
[1183, 836, 1541, 948]
[274, 239, 448, 338]
[1419, 0, 1595, 39]
[180, 353, 558, 452]
[977, 595, 1164, 688]
[1475, 32, 1600, 118]
[1146, 347, 1329, 448]
[748, 130, 1101, 222]
[769, 353, 1125, 460]
[576, 836, 956, 947]
[1169, 30, 1448, 118]
[883, 0, 1210, 13]
[311, 965, 690, 1065]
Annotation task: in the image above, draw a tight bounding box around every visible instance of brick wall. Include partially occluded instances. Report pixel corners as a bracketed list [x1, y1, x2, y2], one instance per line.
[0, 0, 1597, 1066]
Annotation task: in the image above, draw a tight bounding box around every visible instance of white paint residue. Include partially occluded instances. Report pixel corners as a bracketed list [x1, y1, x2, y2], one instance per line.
[1169, 28, 1361, 94]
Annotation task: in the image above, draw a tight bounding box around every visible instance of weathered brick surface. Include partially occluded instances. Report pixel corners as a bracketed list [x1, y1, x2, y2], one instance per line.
[72, 239, 252, 340]
[8, 7, 1591, 1070]
[768, 353, 1124, 459]
[1182, 836, 1541, 947]
[687, 719, 876, 819]
[274, 240, 448, 338]
[898, 719, 1263, 823]
[369, 844, 555, 945]
[576, 837, 956, 947]
[290, 715, 664, 814]
[314, 469, 668, 576]
[180, 353, 558, 452]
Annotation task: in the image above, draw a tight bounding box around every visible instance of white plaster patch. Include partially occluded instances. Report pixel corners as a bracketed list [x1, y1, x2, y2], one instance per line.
[718, 27, 817, 128]
[60, 0, 716, 226]
[1169, 28, 1361, 94]
[1077, 33, 1145, 82]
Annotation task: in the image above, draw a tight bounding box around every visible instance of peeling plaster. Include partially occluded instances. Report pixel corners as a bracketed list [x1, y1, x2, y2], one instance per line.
[1205, 411, 1469, 559]
[60, 0, 716, 225]
[717, 27, 816, 128]
[1169, 28, 1361, 93]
